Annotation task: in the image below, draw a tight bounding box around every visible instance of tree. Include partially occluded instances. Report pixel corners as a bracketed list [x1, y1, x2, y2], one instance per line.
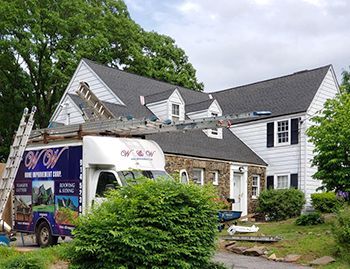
[341, 67, 350, 93]
[0, 0, 203, 159]
[307, 91, 350, 194]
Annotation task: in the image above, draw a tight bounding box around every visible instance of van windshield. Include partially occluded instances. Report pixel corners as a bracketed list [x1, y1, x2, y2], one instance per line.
[117, 170, 170, 184]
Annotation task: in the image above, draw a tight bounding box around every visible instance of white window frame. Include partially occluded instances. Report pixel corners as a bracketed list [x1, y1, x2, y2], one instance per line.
[275, 119, 290, 146]
[192, 168, 204, 185]
[179, 169, 189, 184]
[171, 103, 180, 117]
[251, 175, 260, 199]
[275, 174, 289, 189]
[212, 171, 219, 186]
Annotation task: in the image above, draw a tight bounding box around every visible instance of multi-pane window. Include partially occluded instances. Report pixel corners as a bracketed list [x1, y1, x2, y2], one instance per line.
[277, 120, 289, 144]
[277, 175, 288, 189]
[252, 175, 260, 198]
[212, 171, 219, 185]
[193, 168, 204, 185]
[172, 104, 180, 122]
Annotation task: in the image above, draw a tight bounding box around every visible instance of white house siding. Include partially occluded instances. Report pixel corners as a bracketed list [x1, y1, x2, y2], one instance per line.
[51, 60, 124, 123]
[231, 113, 306, 189]
[304, 68, 340, 201]
[207, 100, 223, 139]
[146, 100, 168, 121]
[53, 95, 85, 125]
[168, 90, 185, 121]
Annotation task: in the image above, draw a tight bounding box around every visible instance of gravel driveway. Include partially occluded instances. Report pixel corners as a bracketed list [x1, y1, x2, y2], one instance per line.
[214, 252, 310, 269]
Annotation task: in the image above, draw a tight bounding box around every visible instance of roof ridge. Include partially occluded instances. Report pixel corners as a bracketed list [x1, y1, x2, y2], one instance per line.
[212, 64, 331, 94]
[82, 58, 208, 96]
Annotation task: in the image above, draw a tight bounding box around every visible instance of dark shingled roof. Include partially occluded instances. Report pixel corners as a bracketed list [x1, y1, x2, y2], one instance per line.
[144, 88, 176, 104]
[186, 99, 215, 113]
[83, 59, 209, 118]
[146, 129, 267, 166]
[212, 65, 331, 123]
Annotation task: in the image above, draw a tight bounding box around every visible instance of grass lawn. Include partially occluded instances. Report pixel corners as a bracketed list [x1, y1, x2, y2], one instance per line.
[220, 214, 349, 268]
[0, 244, 69, 269]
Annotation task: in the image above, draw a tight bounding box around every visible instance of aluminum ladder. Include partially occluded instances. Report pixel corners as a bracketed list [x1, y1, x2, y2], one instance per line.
[0, 107, 36, 230]
[76, 82, 114, 120]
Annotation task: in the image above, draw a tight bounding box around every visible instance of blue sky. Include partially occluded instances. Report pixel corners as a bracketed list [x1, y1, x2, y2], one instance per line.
[124, 0, 349, 92]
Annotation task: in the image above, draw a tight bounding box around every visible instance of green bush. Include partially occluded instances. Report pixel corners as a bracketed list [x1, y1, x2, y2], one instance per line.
[256, 189, 305, 221]
[70, 178, 219, 269]
[295, 212, 325, 226]
[333, 206, 350, 263]
[311, 192, 344, 213]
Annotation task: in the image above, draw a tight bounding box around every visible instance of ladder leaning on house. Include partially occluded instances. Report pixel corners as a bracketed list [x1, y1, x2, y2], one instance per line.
[0, 107, 36, 232]
[76, 82, 114, 121]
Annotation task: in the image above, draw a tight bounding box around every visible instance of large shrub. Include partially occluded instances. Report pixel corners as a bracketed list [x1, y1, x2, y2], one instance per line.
[69, 179, 220, 269]
[256, 189, 305, 221]
[332, 206, 350, 263]
[295, 212, 325, 226]
[311, 192, 344, 213]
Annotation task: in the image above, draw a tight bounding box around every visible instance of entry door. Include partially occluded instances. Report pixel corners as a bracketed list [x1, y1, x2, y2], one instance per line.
[232, 173, 243, 211]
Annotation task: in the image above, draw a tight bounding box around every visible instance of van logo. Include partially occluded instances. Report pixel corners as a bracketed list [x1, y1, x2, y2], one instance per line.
[136, 150, 144, 157]
[25, 147, 68, 170]
[146, 151, 155, 157]
[121, 149, 133, 157]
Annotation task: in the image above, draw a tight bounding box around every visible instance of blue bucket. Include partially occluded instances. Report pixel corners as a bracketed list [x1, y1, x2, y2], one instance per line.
[0, 233, 10, 247]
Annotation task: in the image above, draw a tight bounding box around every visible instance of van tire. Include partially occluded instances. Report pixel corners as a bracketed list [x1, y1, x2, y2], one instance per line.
[36, 221, 58, 247]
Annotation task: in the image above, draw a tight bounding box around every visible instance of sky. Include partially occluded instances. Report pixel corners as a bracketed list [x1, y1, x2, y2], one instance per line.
[124, 0, 349, 92]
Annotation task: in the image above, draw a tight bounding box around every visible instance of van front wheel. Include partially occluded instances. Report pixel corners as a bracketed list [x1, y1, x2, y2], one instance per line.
[36, 221, 58, 247]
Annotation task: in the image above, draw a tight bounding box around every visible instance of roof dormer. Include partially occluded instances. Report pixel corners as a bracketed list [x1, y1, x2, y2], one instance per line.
[145, 88, 185, 121]
[186, 99, 223, 139]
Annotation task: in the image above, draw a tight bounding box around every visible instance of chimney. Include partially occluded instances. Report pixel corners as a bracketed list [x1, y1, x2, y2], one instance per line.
[140, 96, 145, 105]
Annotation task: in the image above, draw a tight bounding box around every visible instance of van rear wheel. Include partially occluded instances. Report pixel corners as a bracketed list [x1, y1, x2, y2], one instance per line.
[36, 222, 58, 247]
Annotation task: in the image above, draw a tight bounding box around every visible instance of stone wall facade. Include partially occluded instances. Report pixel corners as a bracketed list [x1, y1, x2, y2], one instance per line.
[165, 154, 231, 198]
[247, 166, 266, 213]
[165, 154, 266, 214]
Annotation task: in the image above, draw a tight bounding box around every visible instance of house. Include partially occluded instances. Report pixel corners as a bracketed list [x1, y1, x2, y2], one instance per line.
[213, 65, 339, 204]
[50, 59, 339, 214]
[50, 59, 267, 216]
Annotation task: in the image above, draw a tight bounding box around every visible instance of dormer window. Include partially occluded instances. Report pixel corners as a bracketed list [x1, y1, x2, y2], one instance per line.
[172, 104, 180, 122]
[211, 113, 218, 135]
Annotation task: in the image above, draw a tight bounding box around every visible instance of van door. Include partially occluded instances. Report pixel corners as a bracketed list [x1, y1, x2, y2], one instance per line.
[93, 170, 122, 205]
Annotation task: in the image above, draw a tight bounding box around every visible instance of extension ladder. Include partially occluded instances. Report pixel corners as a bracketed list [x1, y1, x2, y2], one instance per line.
[0, 107, 36, 229]
[76, 82, 114, 120]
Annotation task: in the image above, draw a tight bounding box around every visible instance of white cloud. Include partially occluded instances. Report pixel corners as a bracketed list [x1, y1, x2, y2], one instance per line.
[125, 0, 350, 91]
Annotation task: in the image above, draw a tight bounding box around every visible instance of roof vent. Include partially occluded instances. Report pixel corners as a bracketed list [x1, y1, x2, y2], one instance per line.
[208, 94, 213, 99]
[140, 95, 145, 105]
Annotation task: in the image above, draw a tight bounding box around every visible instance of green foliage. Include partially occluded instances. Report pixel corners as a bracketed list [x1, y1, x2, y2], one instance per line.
[0, 244, 68, 269]
[307, 92, 350, 194]
[341, 67, 350, 93]
[311, 192, 344, 213]
[332, 206, 350, 263]
[256, 188, 305, 221]
[295, 212, 325, 226]
[0, 0, 203, 160]
[70, 179, 219, 269]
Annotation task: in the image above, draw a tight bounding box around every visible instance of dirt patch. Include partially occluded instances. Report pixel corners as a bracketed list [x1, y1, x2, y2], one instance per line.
[49, 260, 69, 269]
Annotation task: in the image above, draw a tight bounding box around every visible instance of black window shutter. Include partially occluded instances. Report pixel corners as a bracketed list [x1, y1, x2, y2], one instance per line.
[291, 118, 299, 145]
[266, 122, 274, 148]
[290, 173, 298, 189]
[266, 176, 274, 189]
